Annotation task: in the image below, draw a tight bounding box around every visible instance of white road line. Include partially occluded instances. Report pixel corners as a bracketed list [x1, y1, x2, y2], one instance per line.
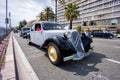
[114, 46, 120, 49]
[105, 58, 120, 64]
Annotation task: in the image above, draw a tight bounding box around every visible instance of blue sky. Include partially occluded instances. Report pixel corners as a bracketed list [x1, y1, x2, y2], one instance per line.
[0, 0, 54, 27]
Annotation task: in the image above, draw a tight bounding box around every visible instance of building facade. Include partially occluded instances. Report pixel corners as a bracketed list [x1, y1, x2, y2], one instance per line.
[57, 0, 120, 31]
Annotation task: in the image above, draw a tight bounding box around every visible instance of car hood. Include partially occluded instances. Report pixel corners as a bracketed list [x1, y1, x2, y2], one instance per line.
[45, 30, 76, 35]
[44, 30, 77, 38]
[22, 30, 30, 33]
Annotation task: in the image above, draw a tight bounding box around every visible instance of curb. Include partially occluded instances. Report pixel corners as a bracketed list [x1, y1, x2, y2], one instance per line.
[13, 33, 39, 80]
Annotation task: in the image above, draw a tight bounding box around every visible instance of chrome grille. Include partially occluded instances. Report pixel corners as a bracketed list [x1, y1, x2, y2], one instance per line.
[70, 31, 84, 52]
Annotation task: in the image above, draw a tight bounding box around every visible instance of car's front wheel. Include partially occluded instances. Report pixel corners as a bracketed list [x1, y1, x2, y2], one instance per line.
[27, 37, 32, 45]
[47, 43, 63, 66]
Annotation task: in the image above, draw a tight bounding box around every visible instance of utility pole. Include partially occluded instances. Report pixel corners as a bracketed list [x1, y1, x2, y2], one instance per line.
[5, 0, 8, 35]
[9, 12, 11, 28]
[55, 0, 57, 22]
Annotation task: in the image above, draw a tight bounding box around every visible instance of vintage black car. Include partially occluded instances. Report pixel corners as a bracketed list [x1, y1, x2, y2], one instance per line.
[90, 30, 114, 39]
[28, 21, 93, 65]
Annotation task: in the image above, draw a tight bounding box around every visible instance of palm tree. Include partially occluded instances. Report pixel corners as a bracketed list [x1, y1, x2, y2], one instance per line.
[44, 7, 55, 21]
[37, 12, 45, 21]
[19, 20, 27, 29]
[22, 20, 27, 25]
[64, 3, 79, 29]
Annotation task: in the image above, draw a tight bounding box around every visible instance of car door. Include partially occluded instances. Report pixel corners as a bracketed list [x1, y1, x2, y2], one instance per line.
[32, 23, 44, 46]
[30, 24, 37, 44]
[94, 30, 102, 37]
[92, 30, 99, 37]
[98, 30, 104, 37]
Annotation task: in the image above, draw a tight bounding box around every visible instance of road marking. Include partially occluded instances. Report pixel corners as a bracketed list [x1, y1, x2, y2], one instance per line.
[91, 73, 109, 80]
[105, 58, 120, 64]
[114, 46, 120, 49]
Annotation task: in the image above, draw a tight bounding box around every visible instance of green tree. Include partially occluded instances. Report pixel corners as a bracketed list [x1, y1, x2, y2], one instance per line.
[44, 7, 55, 21]
[73, 26, 82, 32]
[19, 20, 27, 29]
[64, 3, 79, 29]
[22, 20, 27, 25]
[19, 22, 24, 28]
[37, 12, 46, 21]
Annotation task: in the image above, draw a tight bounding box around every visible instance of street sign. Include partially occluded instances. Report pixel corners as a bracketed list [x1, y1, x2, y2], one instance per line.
[5, 18, 9, 24]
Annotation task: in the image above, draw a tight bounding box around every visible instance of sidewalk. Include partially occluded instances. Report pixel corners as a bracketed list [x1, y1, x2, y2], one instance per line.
[0, 34, 16, 80]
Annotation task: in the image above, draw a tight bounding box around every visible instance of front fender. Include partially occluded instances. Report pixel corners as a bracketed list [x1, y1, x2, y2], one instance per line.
[43, 36, 76, 52]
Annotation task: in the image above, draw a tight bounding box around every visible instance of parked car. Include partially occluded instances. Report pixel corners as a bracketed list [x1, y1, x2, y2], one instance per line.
[13, 29, 18, 33]
[27, 21, 93, 66]
[116, 34, 120, 38]
[90, 30, 114, 39]
[20, 27, 30, 38]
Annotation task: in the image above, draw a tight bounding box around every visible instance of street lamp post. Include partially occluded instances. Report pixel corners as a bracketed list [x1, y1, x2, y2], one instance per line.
[55, 0, 57, 22]
[5, 0, 8, 35]
[9, 12, 11, 28]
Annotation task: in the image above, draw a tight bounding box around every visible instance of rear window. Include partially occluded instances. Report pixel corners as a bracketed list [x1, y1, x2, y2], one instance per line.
[23, 28, 30, 31]
[92, 30, 103, 34]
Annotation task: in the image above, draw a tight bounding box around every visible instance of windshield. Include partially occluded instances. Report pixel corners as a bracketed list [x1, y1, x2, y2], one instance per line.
[43, 23, 63, 30]
[23, 28, 30, 31]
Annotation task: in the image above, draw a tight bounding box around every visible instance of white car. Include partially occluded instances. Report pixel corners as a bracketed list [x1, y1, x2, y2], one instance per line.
[28, 21, 93, 65]
[117, 34, 120, 38]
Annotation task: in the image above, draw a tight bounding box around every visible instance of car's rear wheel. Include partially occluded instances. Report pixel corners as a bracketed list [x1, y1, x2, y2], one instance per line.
[109, 35, 113, 39]
[47, 43, 63, 66]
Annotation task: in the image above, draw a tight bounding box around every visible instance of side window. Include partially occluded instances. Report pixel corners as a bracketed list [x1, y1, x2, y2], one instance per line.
[35, 24, 41, 31]
[93, 31, 97, 34]
[99, 30, 103, 33]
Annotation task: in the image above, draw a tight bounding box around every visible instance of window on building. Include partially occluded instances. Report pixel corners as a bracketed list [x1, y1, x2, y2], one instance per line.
[111, 19, 117, 25]
[83, 22, 87, 26]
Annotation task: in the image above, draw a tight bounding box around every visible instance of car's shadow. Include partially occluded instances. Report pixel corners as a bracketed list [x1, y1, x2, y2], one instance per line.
[58, 52, 107, 76]
[28, 43, 46, 51]
[28, 43, 107, 76]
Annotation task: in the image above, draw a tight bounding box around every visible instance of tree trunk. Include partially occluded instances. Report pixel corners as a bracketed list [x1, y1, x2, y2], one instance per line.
[47, 16, 48, 21]
[69, 20, 72, 29]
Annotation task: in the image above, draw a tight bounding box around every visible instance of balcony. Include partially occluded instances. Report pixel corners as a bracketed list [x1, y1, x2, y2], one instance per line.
[80, 2, 120, 14]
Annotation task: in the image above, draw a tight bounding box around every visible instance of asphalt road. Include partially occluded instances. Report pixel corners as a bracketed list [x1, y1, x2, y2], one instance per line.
[15, 33, 120, 80]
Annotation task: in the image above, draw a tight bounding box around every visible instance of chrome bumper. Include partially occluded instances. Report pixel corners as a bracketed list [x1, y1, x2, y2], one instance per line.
[63, 47, 93, 61]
